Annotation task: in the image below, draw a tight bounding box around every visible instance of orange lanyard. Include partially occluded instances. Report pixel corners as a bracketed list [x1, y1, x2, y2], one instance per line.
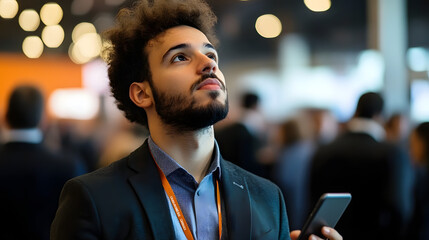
[151, 154, 222, 240]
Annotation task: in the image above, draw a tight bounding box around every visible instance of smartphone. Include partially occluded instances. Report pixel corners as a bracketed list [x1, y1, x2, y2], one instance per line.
[297, 193, 351, 240]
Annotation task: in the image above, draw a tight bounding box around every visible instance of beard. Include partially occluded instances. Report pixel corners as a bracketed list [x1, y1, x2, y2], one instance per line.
[150, 74, 229, 132]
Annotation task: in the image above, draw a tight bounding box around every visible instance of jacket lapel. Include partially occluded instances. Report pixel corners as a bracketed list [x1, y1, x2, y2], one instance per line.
[220, 159, 252, 239]
[127, 141, 175, 240]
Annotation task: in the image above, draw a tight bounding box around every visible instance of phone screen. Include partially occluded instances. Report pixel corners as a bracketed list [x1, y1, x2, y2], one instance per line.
[297, 193, 351, 240]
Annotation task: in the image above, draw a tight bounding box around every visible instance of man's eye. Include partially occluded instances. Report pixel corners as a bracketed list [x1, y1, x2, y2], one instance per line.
[172, 54, 187, 63]
[207, 53, 217, 61]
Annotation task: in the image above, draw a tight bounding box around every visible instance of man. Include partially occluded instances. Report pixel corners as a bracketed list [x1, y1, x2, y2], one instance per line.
[310, 92, 413, 240]
[51, 0, 342, 239]
[0, 85, 80, 240]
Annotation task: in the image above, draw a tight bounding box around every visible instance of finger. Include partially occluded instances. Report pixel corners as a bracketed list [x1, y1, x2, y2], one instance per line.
[308, 234, 322, 240]
[321, 227, 343, 240]
[290, 230, 301, 240]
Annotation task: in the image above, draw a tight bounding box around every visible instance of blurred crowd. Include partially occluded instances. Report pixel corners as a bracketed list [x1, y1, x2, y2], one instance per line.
[0, 85, 148, 239]
[0, 85, 428, 240]
[216, 91, 429, 240]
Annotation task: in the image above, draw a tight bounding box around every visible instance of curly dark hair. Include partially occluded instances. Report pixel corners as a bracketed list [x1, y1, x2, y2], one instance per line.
[104, 0, 218, 127]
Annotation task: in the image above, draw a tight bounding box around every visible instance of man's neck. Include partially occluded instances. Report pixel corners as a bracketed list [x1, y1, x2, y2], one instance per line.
[149, 123, 215, 183]
[347, 117, 386, 141]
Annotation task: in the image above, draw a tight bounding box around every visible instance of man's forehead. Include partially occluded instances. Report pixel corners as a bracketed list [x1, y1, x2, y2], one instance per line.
[146, 25, 212, 52]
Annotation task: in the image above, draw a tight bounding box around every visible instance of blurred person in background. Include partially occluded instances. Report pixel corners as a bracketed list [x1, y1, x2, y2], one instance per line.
[408, 122, 429, 240]
[310, 92, 413, 240]
[215, 91, 269, 178]
[271, 116, 316, 230]
[0, 85, 82, 240]
[47, 118, 101, 173]
[384, 112, 415, 229]
[304, 108, 339, 145]
[385, 112, 411, 148]
[98, 118, 149, 168]
[50, 0, 343, 239]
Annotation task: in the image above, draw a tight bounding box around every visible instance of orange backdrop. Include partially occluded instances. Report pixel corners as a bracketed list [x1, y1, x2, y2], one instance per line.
[0, 53, 82, 120]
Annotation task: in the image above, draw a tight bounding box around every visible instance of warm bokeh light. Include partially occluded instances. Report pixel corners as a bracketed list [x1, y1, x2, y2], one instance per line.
[304, 0, 331, 12]
[255, 14, 282, 39]
[19, 9, 40, 31]
[68, 33, 102, 64]
[75, 33, 102, 59]
[22, 36, 44, 58]
[40, 2, 63, 25]
[69, 42, 92, 64]
[49, 88, 100, 120]
[41, 25, 64, 48]
[0, 0, 19, 19]
[72, 22, 97, 43]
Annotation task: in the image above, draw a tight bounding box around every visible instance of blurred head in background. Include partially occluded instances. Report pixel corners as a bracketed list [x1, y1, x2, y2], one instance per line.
[242, 92, 259, 110]
[6, 85, 44, 129]
[354, 91, 384, 121]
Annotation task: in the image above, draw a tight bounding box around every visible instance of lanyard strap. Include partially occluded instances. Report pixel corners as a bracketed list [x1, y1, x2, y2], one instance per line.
[151, 152, 222, 240]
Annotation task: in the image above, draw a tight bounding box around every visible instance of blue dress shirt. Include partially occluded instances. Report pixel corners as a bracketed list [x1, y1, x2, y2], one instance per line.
[148, 137, 221, 240]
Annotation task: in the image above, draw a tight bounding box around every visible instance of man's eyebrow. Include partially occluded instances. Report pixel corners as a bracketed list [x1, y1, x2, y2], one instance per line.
[162, 43, 189, 62]
[205, 43, 216, 51]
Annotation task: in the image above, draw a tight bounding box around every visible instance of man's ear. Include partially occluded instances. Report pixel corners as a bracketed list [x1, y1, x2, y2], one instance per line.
[129, 81, 153, 108]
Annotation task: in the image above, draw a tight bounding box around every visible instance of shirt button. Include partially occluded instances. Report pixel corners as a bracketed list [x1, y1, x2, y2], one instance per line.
[196, 190, 200, 196]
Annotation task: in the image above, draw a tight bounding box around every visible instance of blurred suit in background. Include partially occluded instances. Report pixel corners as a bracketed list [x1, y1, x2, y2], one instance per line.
[310, 92, 414, 240]
[0, 85, 81, 240]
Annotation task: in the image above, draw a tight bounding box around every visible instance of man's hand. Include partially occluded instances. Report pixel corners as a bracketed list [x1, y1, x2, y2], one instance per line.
[290, 227, 343, 240]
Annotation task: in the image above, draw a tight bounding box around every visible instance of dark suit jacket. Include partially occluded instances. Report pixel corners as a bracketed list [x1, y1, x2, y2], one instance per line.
[0, 142, 79, 240]
[310, 132, 412, 240]
[51, 140, 290, 240]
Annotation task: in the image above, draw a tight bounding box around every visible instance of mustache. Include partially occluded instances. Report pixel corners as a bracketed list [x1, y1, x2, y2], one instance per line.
[190, 73, 226, 92]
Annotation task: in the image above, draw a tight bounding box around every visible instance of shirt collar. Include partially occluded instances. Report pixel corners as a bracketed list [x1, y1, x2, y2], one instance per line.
[347, 117, 386, 141]
[147, 136, 221, 180]
[5, 128, 43, 144]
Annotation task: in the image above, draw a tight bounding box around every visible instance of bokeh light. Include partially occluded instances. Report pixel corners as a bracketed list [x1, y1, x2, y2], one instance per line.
[22, 36, 44, 58]
[407, 47, 428, 72]
[69, 32, 102, 64]
[304, 0, 331, 12]
[41, 25, 65, 48]
[0, 0, 19, 19]
[255, 14, 282, 39]
[72, 22, 97, 43]
[19, 9, 40, 31]
[49, 88, 100, 120]
[40, 2, 63, 25]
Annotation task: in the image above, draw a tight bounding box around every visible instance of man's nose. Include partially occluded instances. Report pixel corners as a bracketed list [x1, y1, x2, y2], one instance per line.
[198, 55, 217, 75]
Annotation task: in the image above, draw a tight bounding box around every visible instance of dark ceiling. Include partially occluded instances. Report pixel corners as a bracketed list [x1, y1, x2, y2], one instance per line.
[0, 0, 428, 64]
